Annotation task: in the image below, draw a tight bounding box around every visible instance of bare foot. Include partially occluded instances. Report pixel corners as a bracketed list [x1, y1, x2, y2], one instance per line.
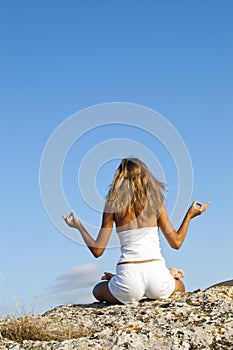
[101, 272, 115, 281]
[169, 267, 185, 280]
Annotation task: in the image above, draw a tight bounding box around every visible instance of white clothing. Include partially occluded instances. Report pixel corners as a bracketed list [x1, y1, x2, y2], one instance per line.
[108, 227, 175, 304]
[117, 226, 163, 264]
[108, 260, 175, 304]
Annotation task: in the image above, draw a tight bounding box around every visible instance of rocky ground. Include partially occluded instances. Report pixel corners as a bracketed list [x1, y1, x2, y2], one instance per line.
[0, 286, 232, 349]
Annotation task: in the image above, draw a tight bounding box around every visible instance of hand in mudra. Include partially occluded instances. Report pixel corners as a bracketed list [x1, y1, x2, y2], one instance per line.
[62, 211, 80, 228]
[101, 272, 115, 281]
[188, 201, 210, 219]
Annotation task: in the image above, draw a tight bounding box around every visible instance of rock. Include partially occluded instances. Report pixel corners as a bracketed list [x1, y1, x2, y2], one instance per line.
[207, 279, 233, 288]
[0, 286, 232, 349]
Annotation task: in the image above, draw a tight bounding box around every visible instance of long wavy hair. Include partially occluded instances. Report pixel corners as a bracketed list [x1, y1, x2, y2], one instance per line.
[106, 158, 166, 219]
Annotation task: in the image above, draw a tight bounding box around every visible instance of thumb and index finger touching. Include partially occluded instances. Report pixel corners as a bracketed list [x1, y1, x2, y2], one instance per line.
[193, 200, 211, 213]
[62, 211, 75, 223]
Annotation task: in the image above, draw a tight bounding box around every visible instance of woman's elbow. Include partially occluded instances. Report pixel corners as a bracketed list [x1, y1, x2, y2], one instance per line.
[92, 247, 105, 258]
[170, 241, 181, 250]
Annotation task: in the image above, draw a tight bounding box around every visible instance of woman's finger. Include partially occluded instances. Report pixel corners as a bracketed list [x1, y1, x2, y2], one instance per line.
[62, 214, 72, 226]
[194, 201, 203, 208]
[62, 215, 68, 222]
[205, 201, 211, 209]
[201, 201, 211, 212]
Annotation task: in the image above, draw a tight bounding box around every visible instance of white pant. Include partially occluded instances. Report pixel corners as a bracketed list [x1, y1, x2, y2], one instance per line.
[108, 260, 175, 304]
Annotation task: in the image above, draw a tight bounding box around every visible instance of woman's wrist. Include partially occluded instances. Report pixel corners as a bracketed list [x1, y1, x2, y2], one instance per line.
[74, 220, 82, 230]
[185, 211, 192, 221]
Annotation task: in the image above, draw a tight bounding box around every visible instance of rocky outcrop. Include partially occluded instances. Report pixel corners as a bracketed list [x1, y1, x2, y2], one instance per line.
[0, 286, 232, 349]
[206, 279, 233, 288]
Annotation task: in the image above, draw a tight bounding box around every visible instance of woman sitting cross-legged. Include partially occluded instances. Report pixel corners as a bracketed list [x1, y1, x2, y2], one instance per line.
[63, 158, 210, 304]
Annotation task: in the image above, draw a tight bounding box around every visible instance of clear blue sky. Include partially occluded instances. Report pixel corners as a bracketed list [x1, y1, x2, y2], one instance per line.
[1, 0, 233, 316]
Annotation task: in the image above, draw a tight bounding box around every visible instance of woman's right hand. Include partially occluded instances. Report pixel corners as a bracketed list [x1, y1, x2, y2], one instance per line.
[187, 201, 211, 219]
[101, 272, 115, 281]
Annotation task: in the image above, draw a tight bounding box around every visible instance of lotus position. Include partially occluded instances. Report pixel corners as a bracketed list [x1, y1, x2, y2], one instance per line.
[101, 267, 185, 282]
[63, 158, 210, 304]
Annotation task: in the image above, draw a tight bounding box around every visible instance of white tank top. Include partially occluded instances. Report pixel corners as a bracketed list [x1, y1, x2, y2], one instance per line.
[117, 226, 164, 263]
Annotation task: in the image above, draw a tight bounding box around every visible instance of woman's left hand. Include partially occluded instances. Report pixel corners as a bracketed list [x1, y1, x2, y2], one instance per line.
[62, 211, 80, 228]
[187, 201, 211, 219]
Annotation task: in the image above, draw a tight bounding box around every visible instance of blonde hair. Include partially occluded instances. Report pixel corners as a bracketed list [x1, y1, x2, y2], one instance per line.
[106, 158, 166, 219]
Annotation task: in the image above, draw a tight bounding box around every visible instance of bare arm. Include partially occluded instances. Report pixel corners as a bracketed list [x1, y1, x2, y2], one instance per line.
[158, 201, 210, 250]
[62, 205, 114, 258]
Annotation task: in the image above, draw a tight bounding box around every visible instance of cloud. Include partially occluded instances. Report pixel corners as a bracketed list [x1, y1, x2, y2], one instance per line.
[54, 287, 96, 305]
[52, 263, 102, 294]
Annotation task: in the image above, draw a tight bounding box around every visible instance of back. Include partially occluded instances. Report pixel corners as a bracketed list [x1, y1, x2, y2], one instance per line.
[114, 208, 158, 233]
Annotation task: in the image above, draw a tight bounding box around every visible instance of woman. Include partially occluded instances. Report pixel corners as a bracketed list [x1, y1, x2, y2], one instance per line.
[63, 158, 210, 304]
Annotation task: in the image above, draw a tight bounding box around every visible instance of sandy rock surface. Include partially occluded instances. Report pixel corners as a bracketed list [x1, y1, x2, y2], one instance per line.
[0, 286, 232, 349]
